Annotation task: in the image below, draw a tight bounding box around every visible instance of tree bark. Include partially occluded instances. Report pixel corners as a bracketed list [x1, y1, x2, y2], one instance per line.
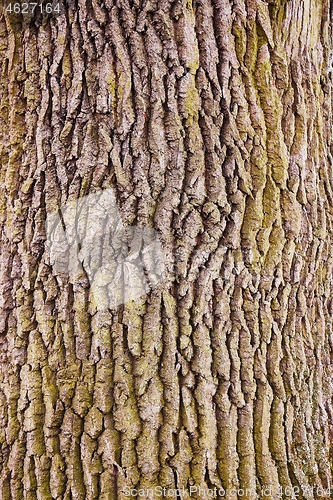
[0, 0, 332, 499]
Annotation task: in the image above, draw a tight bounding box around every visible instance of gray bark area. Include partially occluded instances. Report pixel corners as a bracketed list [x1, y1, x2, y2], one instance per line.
[0, 0, 333, 498]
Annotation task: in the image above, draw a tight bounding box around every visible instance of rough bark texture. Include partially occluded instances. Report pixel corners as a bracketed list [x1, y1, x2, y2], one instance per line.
[0, 0, 332, 498]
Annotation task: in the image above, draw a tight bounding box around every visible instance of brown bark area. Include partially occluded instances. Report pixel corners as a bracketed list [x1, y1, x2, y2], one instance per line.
[0, 0, 332, 499]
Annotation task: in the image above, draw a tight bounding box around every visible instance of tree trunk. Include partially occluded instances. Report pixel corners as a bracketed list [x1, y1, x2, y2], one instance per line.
[0, 0, 332, 498]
